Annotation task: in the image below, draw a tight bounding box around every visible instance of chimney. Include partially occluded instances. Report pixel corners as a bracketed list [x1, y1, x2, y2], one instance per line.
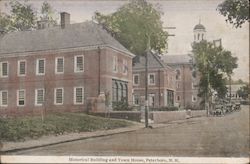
[60, 12, 70, 28]
[37, 20, 51, 30]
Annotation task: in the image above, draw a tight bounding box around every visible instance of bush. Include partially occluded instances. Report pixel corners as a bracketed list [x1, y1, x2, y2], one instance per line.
[150, 106, 179, 111]
[112, 101, 133, 111]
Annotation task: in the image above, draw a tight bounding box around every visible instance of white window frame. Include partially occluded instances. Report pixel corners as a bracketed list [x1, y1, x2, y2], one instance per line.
[74, 55, 84, 73]
[54, 88, 64, 105]
[17, 89, 25, 106]
[35, 88, 45, 106]
[133, 74, 140, 86]
[133, 94, 140, 106]
[36, 58, 46, 75]
[192, 95, 197, 102]
[55, 57, 64, 74]
[112, 56, 118, 73]
[0, 90, 8, 107]
[0, 62, 8, 78]
[148, 93, 155, 106]
[74, 87, 84, 105]
[148, 73, 155, 85]
[176, 69, 181, 80]
[122, 59, 128, 75]
[18, 60, 26, 76]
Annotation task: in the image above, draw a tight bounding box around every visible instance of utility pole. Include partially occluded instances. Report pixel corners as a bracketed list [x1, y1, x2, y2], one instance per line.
[144, 34, 150, 128]
[143, 27, 176, 128]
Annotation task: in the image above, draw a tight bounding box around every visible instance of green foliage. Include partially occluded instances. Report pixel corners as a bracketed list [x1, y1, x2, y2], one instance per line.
[217, 0, 249, 28]
[151, 106, 179, 111]
[94, 0, 168, 56]
[0, 1, 57, 32]
[237, 84, 249, 100]
[8, 0, 37, 31]
[0, 113, 133, 142]
[112, 101, 133, 111]
[40, 1, 58, 25]
[192, 40, 238, 102]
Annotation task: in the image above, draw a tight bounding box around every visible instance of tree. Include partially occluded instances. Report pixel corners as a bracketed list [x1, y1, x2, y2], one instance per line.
[8, 0, 37, 31]
[192, 40, 238, 105]
[237, 84, 249, 100]
[94, 0, 168, 56]
[40, 1, 58, 25]
[217, 0, 249, 28]
[0, 12, 12, 32]
[0, 1, 57, 32]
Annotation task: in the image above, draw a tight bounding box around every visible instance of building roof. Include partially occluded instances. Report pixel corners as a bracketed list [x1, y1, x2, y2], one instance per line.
[133, 51, 172, 70]
[0, 21, 134, 57]
[163, 54, 192, 65]
[226, 84, 245, 92]
[193, 23, 206, 31]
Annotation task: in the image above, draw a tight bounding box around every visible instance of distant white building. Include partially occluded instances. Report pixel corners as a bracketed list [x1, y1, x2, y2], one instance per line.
[226, 84, 245, 99]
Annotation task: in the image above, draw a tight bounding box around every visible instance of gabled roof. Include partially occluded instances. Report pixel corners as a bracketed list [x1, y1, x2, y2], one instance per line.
[0, 21, 134, 57]
[133, 51, 172, 70]
[163, 54, 192, 65]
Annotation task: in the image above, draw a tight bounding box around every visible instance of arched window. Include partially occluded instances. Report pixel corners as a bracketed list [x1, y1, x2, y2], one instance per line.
[112, 81, 118, 102]
[198, 33, 200, 40]
[123, 83, 128, 102]
[202, 34, 204, 40]
[118, 83, 123, 101]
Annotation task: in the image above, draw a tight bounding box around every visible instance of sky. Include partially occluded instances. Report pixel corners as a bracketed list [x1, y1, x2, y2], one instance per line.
[0, 0, 249, 82]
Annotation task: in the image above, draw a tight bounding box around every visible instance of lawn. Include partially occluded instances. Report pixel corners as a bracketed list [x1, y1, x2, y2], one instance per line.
[0, 112, 134, 142]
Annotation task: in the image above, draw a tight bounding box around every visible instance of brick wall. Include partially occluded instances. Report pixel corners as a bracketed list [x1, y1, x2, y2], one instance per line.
[0, 47, 133, 116]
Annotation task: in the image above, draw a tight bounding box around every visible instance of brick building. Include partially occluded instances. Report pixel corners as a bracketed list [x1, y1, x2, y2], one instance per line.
[132, 52, 176, 108]
[0, 12, 134, 117]
[162, 22, 206, 109]
[163, 55, 200, 109]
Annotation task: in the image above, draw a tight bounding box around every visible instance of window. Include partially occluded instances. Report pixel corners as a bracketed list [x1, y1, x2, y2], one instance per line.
[36, 59, 45, 75]
[177, 95, 180, 101]
[74, 55, 84, 72]
[133, 74, 139, 85]
[112, 81, 118, 102]
[148, 73, 155, 85]
[74, 87, 84, 104]
[55, 57, 64, 74]
[176, 82, 180, 89]
[35, 89, 44, 106]
[0, 91, 8, 107]
[133, 95, 140, 105]
[176, 69, 181, 80]
[17, 90, 25, 106]
[112, 80, 128, 103]
[18, 60, 26, 76]
[112, 56, 118, 72]
[123, 59, 128, 74]
[192, 95, 197, 102]
[167, 90, 174, 106]
[0, 62, 8, 77]
[54, 88, 63, 105]
[149, 94, 155, 107]
[192, 82, 197, 89]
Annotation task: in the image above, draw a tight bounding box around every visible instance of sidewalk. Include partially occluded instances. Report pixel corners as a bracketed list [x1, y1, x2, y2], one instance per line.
[1, 116, 206, 153]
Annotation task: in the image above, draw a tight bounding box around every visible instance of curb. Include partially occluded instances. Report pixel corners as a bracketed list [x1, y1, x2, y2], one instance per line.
[1, 124, 144, 154]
